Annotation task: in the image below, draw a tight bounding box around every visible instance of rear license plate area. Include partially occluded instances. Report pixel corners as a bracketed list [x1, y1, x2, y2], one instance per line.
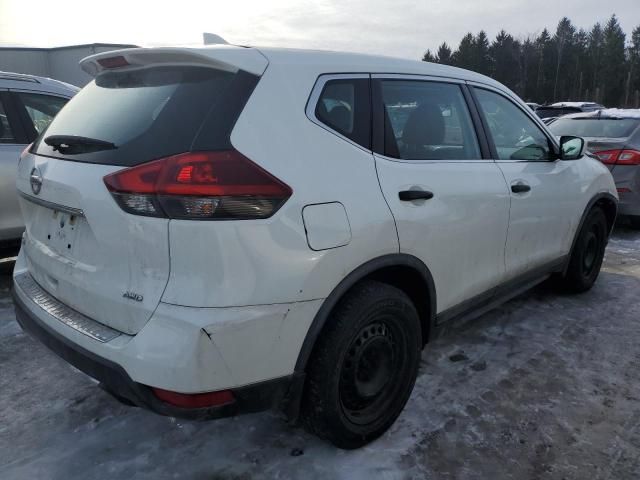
[46, 210, 81, 254]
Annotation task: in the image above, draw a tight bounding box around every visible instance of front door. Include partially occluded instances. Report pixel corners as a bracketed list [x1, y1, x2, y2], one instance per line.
[471, 86, 584, 279]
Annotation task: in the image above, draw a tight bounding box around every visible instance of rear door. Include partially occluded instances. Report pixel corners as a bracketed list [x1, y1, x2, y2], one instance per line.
[470, 85, 584, 278]
[17, 64, 257, 334]
[0, 90, 29, 243]
[372, 76, 511, 314]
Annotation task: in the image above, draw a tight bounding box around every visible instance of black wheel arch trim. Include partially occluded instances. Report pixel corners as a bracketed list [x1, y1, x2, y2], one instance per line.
[564, 192, 618, 274]
[293, 253, 437, 375]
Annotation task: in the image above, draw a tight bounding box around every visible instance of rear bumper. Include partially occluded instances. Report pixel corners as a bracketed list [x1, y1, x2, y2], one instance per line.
[12, 287, 299, 420]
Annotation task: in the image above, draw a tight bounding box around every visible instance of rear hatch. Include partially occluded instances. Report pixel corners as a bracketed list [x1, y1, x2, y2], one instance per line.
[16, 48, 266, 334]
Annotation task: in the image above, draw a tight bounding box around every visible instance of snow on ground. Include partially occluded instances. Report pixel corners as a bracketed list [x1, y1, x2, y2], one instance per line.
[1, 229, 640, 479]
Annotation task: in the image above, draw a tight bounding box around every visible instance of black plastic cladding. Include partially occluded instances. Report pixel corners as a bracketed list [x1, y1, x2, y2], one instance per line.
[191, 70, 260, 151]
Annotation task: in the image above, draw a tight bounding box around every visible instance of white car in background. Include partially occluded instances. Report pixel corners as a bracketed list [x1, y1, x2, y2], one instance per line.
[12, 46, 617, 448]
[0, 72, 78, 257]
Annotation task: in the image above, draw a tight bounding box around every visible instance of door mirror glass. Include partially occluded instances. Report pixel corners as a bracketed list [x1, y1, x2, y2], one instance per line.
[559, 136, 584, 160]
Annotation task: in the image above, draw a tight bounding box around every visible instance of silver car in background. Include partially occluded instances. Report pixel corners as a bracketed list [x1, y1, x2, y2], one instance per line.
[0, 72, 78, 257]
[550, 109, 640, 228]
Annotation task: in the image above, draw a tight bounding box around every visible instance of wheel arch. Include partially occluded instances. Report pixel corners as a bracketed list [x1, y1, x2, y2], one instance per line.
[294, 254, 437, 375]
[564, 192, 618, 274]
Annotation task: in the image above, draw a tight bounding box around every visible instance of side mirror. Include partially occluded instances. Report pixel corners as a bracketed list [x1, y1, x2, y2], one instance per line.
[559, 136, 585, 160]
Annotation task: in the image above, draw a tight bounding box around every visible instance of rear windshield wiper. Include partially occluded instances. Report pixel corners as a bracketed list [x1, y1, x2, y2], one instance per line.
[44, 135, 117, 154]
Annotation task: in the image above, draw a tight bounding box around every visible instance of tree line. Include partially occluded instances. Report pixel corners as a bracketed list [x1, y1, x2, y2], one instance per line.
[422, 15, 640, 108]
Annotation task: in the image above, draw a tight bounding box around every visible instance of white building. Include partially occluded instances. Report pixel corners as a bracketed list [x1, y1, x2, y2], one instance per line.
[0, 43, 137, 87]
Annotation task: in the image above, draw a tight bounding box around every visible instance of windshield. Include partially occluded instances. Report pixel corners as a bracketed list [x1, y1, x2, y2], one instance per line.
[32, 66, 239, 166]
[549, 118, 640, 138]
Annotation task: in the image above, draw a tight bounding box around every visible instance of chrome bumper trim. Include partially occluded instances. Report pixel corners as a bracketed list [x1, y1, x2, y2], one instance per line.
[18, 191, 85, 217]
[14, 272, 120, 343]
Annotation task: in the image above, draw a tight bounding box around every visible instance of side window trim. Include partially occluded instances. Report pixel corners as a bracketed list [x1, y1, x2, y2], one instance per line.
[305, 73, 372, 152]
[0, 91, 29, 144]
[371, 75, 489, 162]
[467, 83, 559, 161]
[460, 84, 492, 159]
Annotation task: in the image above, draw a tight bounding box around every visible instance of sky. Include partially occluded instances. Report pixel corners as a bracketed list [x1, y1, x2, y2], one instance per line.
[0, 0, 638, 60]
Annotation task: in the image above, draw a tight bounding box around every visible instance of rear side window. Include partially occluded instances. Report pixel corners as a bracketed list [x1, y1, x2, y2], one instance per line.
[17, 93, 68, 134]
[33, 66, 256, 166]
[0, 98, 16, 143]
[379, 80, 481, 160]
[315, 78, 371, 149]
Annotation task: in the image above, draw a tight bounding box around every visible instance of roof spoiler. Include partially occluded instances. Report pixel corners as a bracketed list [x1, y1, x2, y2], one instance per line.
[80, 46, 268, 77]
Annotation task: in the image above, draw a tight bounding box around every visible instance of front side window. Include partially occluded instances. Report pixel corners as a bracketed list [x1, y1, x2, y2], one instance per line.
[17, 93, 68, 135]
[0, 98, 16, 143]
[379, 80, 481, 160]
[474, 88, 553, 161]
[315, 78, 371, 149]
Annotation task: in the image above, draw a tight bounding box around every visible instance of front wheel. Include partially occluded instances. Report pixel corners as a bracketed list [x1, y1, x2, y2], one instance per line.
[561, 207, 608, 293]
[301, 281, 421, 449]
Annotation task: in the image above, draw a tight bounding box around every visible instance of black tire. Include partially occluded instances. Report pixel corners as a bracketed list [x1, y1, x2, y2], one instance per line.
[301, 281, 421, 449]
[562, 207, 608, 293]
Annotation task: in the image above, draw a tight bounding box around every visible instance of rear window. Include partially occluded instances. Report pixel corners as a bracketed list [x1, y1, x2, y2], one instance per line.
[32, 66, 255, 166]
[549, 118, 640, 138]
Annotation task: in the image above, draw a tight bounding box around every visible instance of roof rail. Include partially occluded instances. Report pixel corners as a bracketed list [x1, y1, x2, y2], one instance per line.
[0, 71, 41, 84]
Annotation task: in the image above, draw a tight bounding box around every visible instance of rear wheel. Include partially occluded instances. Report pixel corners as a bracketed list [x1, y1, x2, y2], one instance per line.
[562, 207, 608, 293]
[301, 281, 421, 449]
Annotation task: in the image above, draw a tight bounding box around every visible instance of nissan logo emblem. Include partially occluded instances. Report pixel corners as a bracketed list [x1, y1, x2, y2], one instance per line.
[30, 167, 43, 195]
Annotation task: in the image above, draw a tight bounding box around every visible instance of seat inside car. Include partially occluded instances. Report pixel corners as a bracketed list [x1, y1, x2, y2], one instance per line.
[400, 103, 448, 159]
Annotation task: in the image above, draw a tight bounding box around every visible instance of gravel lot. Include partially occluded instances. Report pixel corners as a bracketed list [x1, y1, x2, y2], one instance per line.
[2, 228, 640, 479]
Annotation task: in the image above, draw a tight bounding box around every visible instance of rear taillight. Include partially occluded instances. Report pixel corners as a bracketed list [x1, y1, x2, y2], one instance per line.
[617, 150, 640, 165]
[594, 149, 640, 165]
[103, 150, 292, 220]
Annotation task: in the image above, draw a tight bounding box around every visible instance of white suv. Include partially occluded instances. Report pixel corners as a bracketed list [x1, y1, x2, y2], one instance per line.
[12, 46, 617, 449]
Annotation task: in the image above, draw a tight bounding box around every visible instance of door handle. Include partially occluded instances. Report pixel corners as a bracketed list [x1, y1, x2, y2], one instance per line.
[399, 190, 434, 201]
[511, 183, 531, 194]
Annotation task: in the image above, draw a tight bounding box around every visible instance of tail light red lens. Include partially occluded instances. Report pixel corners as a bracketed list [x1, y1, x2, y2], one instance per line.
[152, 387, 235, 409]
[616, 150, 640, 165]
[594, 149, 640, 165]
[103, 150, 292, 220]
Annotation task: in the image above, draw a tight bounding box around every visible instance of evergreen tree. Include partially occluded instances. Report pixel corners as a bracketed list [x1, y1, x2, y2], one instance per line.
[601, 14, 626, 106]
[572, 29, 589, 99]
[535, 29, 555, 103]
[453, 33, 475, 70]
[588, 23, 605, 101]
[422, 50, 436, 63]
[491, 30, 521, 92]
[553, 17, 576, 101]
[436, 43, 453, 65]
[521, 37, 539, 100]
[626, 26, 640, 106]
[422, 15, 636, 106]
[473, 31, 493, 75]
